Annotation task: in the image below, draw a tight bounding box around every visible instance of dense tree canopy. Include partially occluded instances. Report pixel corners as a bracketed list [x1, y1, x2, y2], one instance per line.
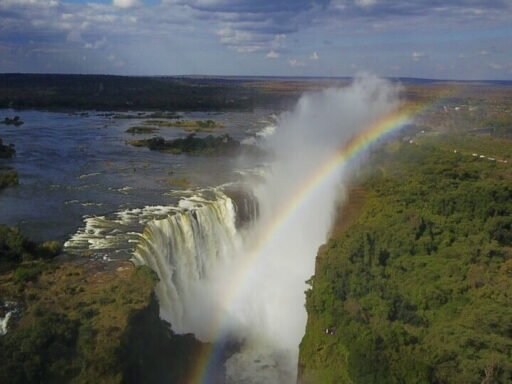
[299, 138, 512, 384]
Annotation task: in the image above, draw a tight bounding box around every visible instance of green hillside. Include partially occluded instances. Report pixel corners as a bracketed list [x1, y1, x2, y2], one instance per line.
[299, 137, 512, 383]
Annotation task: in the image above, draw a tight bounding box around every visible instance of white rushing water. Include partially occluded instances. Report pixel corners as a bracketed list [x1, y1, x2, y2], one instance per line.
[0, 311, 12, 335]
[0, 301, 18, 336]
[132, 189, 245, 335]
[64, 205, 179, 259]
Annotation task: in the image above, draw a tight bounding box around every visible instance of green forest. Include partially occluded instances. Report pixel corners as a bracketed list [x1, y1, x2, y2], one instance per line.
[299, 136, 512, 383]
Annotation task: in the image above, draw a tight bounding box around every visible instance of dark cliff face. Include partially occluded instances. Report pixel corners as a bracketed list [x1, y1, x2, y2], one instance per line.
[122, 292, 243, 384]
[121, 293, 208, 384]
[0, 138, 15, 159]
[0, 137, 18, 191]
[223, 186, 260, 229]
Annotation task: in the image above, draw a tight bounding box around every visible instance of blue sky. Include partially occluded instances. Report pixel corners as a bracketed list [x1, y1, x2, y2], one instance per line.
[1, 0, 512, 79]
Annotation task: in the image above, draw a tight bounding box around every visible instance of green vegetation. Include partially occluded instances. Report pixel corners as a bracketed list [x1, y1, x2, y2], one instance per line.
[0, 168, 18, 190]
[125, 126, 159, 134]
[299, 137, 512, 384]
[0, 138, 15, 159]
[1, 116, 23, 126]
[167, 177, 191, 188]
[0, 262, 209, 384]
[1, 74, 511, 114]
[0, 225, 209, 383]
[0, 74, 265, 111]
[0, 137, 18, 191]
[112, 112, 180, 119]
[0, 225, 61, 265]
[488, 119, 512, 139]
[143, 119, 225, 132]
[415, 132, 512, 162]
[0, 137, 18, 190]
[0, 261, 153, 383]
[0, 225, 58, 283]
[129, 133, 240, 155]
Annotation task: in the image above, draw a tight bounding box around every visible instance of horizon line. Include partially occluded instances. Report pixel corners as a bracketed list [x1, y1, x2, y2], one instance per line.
[1, 72, 512, 84]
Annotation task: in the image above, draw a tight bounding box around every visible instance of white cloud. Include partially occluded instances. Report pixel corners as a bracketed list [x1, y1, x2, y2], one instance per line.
[266, 50, 279, 59]
[107, 53, 125, 68]
[288, 59, 305, 67]
[66, 29, 82, 43]
[489, 62, 503, 70]
[217, 28, 253, 45]
[271, 34, 286, 50]
[330, 0, 346, 11]
[309, 51, 319, 60]
[412, 51, 426, 61]
[235, 45, 263, 53]
[84, 37, 107, 50]
[216, 27, 267, 52]
[479, 49, 489, 56]
[214, 29, 288, 55]
[0, 0, 58, 7]
[355, 0, 376, 7]
[113, 0, 139, 9]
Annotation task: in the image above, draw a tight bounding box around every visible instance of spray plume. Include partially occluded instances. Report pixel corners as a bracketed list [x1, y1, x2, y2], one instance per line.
[137, 74, 404, 383]
[217, 74, 402, 382]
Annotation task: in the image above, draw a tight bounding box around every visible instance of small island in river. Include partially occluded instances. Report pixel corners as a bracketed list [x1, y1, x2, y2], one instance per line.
[128, 133, 240, 155]
[1, 116, 24, 127]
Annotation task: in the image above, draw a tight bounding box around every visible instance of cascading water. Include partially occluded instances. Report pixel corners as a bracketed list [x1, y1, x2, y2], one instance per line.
[64, 205, 178, 260]
[0, 311, 12, 336]
[132, 189, 244, 335]
[0, 301, 18, 336]
[64, 185, 258, 341]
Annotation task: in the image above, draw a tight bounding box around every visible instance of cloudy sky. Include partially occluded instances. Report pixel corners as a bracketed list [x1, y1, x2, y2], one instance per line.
[1, 0, 512, 79]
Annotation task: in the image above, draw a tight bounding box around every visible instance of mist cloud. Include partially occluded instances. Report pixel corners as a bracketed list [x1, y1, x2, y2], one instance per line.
[172, 74, 402, 382]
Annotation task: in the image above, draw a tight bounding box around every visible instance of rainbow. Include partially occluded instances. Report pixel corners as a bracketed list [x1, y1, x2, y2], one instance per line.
[187, 103, 424, 384]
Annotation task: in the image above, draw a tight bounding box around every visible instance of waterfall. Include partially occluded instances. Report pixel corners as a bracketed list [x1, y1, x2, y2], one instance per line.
[0, 311, 12, 336]
[64, 184, 258, 339]
[132, 189, 248, 335]
[0, 301, 18, 336]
